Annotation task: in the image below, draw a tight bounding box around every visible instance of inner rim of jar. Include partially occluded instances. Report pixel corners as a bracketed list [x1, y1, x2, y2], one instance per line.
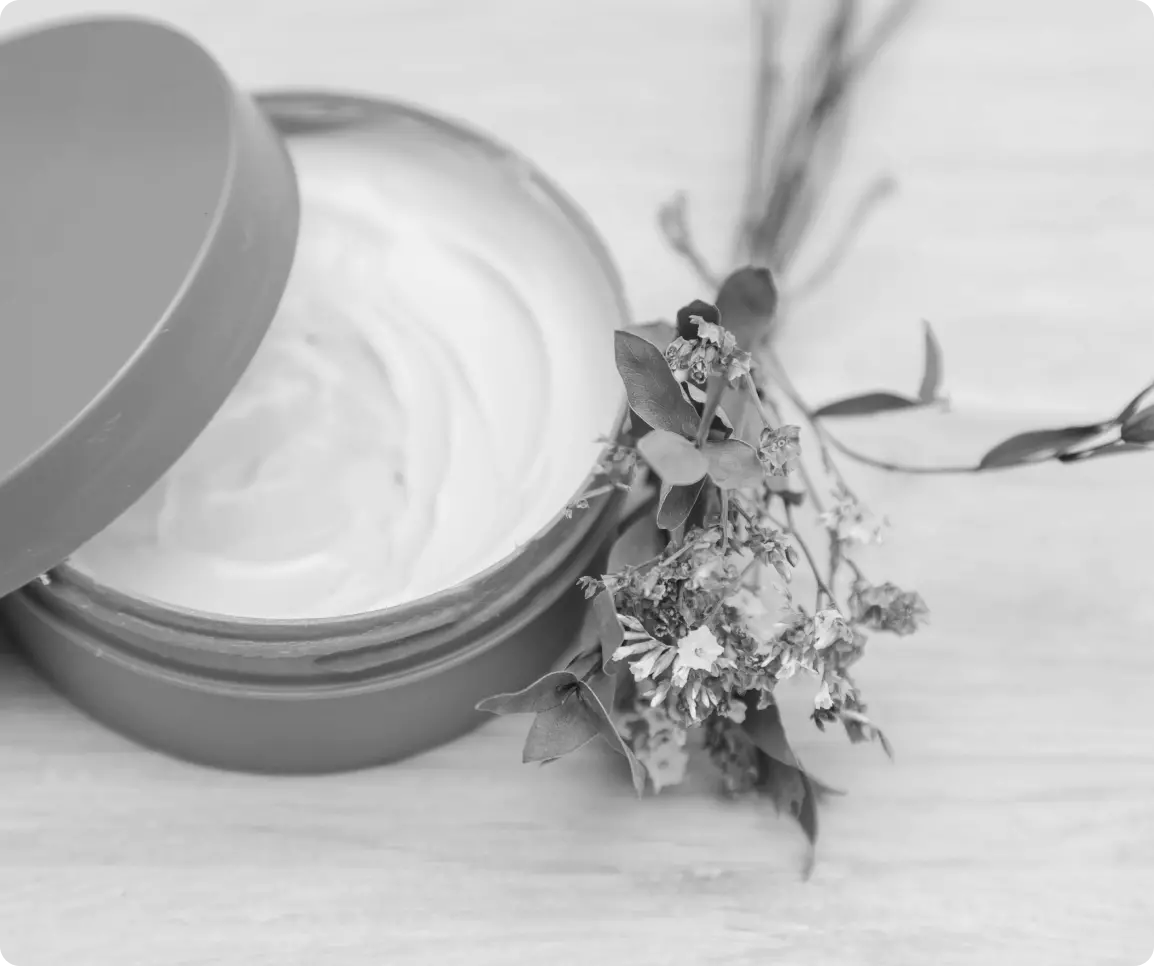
[50, 90, 630, 626]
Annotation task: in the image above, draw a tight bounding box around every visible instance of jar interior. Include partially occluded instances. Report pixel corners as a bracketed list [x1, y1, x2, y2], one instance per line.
[66, 109, 625, 621]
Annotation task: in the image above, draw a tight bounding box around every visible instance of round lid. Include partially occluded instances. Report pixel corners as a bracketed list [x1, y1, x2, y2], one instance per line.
[0, 17, 300, 600]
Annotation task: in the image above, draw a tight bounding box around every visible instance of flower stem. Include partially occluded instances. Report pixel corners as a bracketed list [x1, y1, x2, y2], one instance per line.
[785, 503, 836, 608]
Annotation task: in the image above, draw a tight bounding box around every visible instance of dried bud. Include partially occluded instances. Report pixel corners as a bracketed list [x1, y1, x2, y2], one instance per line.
[675, 300, 721, 341]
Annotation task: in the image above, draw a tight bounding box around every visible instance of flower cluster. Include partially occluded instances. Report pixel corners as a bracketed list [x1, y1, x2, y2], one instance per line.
[477, 0, 1153, 873]
[665, 300, 754, 388]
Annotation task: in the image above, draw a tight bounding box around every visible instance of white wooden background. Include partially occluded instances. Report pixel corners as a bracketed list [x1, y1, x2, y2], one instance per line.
[1, 2, 1153, 964]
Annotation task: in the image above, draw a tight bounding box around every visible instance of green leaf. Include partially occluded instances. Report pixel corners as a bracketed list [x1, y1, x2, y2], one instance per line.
[1057, 441, 1151, 463]
[1121, 405, 1154, 444]
[701, 438, 764, 489]
[721, 384, 759, 445]
[578, 676, 647, 796]
[637, 430, 709, 486]
[979, 425, 1106, 470]
[813, 392, 922, 419]
[476, 671, 579, 716]
[522, 694, 602, 763]
[918, 320, 944, 403]
[1116, 379, 1154, 425]
[656, 479, 705, 531]
[717, 269, 780, 352]
[614, 331, 700, 438]
[623, 321, 678, 354]
[743, 702, 821, 876]
[564, 649, 603, 680]
[591, 590, 625, 670]
[608, 513, 664, 574]
[810, 777, 847, 802]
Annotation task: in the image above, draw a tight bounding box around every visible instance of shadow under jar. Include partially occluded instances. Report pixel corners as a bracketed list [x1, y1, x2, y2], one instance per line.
[0, 20, 629, 775]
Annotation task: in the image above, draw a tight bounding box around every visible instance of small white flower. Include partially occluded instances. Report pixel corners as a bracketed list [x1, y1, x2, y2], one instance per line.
[676, 626, 723, 672]
[814, 681, 834, 711]
[724, 701, 748, 724]
[813, 609, 851, 651]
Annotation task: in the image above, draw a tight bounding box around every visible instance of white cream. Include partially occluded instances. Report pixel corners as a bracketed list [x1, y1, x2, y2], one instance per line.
[68, 130, 622, 619]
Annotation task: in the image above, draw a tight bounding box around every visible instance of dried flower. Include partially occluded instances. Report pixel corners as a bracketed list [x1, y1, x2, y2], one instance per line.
[758, 425, 802, 476]
[821, 485, 886, 545]
[849, 582, 929, 636]
[813, 609, 853, 652]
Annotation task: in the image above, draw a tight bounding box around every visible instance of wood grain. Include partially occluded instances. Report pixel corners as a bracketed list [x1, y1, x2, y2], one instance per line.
[1, 1, 1152, 963]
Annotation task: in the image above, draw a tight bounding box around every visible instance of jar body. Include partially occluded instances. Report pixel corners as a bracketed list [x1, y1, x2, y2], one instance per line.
[1, 90, 631, 773]
[0, 499, 617, 774]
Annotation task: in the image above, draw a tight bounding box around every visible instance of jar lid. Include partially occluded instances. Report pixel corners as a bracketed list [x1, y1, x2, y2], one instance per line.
[0, 17, 301, 600]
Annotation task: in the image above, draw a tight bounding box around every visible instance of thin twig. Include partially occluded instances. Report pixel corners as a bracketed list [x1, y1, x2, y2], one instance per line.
[785, 503, 836, 606]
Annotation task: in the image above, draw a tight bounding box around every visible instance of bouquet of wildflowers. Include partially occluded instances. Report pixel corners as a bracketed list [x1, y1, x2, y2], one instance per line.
[479, 0, 1154, 872]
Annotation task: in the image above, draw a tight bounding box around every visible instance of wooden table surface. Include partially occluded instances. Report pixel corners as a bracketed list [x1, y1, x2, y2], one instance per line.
[2, 2, 1153, 963]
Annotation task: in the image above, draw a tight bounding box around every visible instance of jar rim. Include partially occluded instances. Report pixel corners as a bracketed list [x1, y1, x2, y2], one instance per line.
[34, 88, 631, 646]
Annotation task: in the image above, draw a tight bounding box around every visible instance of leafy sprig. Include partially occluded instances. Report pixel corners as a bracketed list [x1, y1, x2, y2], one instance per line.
[481, 293, 924, 876]
[479, 0, 1151, 878]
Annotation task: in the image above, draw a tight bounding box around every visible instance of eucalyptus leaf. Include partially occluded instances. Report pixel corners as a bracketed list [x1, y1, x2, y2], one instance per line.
[1116, 379, 1154, 425]
[1121, 405, 1154, 444]
[637, 430, 709, 486]
[702, 438, 764, 489]
[716, 267, 780, 351]
[918, 320, 944, 403]
[811, 777, 847, 802]
[592, 590, 625, 670]
[578, 676, 648, 796]
[1058, 441, 1151, 464]
[979, 425, 1106, 470]
[608, 512, 664, 574]
[476, 671, 580, 716]
[522, 696, 602, 763]
[656, 479, 706, 531]
[812, 392, 922, 419]
[614, 331, 700, 438]
[623, 321, 678, 354]
[743, 702, 820, 874]
[722, 383, 759, 445]
[564, 649, 603, 681]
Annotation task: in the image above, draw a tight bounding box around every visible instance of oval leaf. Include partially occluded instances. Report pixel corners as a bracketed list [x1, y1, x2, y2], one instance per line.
[578, 677, 648, 796]
[1121, 405, 1154, 445]
[656, 479, 705, 531]
[716, 267, 779, 351]
[608, 514, 664, 574]
[813, 392, 922, 419]
[522, 697, 601, 763]
[918, 320, 944, 403]
[477, 671, 580, 716]
[637, 430, 709, 486]
[701, 438, 764, 489]
[614, 331, 700, 438]
[591, 590, 625, 670]
[623, 321, 677, 354]
[1116, 379, 1154, 425]
[743, 702, 820, 874]
[979, 425, 1106, 470]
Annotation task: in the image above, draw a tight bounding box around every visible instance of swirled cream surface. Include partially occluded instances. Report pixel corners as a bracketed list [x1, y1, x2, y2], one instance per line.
[68, 128, 623, 619]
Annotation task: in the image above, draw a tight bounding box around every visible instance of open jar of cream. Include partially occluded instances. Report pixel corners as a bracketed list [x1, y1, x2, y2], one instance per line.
[0, 19, 629, 772]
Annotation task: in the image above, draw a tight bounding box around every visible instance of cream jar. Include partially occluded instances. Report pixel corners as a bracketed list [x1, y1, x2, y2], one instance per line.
[0, 19, 629, 772]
